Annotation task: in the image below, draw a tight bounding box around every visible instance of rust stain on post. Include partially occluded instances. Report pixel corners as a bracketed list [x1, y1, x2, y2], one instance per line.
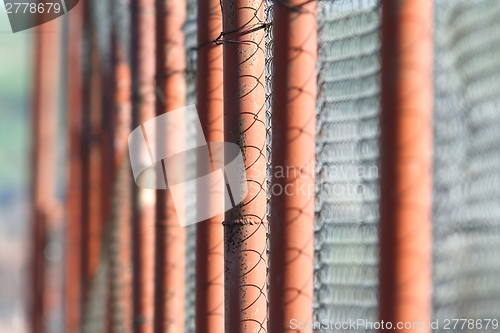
[131, 0, 156, 332]
[196, 0, 224, 332]
[379, 0, 433, 332]
[222, 1, 267, 332]
[269, 0, 317, 332]
[154, 0, 186, 332]
[31, 17, 62, 333]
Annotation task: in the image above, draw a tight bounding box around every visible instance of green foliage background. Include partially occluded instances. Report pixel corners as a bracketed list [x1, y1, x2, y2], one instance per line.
[0, 8, 30, 197]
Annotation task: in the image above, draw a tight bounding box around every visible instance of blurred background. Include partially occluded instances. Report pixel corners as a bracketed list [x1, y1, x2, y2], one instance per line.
[0, 1, 32, 331]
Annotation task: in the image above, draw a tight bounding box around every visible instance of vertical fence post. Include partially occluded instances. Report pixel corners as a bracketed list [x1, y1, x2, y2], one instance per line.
[154, 0, 186, 332]
[80, 2, 105, 313]
[30, 17, 62, 333]
[131, 0, 156, 332]
[65, 3, 84, 332]
[379, 0, 433, 331]
[269, 0, 317, 332]
[196, 0, 224, 332]
[222, 0, 267, 332]
[109, 61, 134, 333]
[108, 0, 134, 330]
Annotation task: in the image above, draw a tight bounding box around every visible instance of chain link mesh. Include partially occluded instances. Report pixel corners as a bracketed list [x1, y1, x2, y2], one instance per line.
[314, 1, 381, 331]
[433, 0, 500, 327]
[264, 0, 274, 319]
[184, 0, 198, 331]
[265, 0, 273, 206]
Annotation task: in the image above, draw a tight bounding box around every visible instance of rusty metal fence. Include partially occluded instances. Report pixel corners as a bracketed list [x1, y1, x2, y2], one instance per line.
[21, 0, 500, 332]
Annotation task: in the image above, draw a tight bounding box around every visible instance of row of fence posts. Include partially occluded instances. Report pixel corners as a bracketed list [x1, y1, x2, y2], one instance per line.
[30, 0, 433, 332]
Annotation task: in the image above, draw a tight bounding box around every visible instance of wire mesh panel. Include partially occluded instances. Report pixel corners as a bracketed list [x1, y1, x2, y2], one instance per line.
[184, 0, 197, 331]
[433, 0, 500, 328]
[265, 0, 273, 189]
[264, 0, 273, 314]
[314, 1, 381, 331]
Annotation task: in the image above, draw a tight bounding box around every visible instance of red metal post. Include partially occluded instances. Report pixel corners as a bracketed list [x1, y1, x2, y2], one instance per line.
[222, 1, 267, 332]
[130, 0, 156, 332]
[30, 17, 62, 333]
[79, 2, 115, 329]
[195, 0, 224, 332]
[65, 3, 84, 332]
[108, 11, 134, 333]
[268, 0, 317, 332]
[379, 0, 433, 331]
[154, 0, 186, 332]
[81, 26, 104, 307]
